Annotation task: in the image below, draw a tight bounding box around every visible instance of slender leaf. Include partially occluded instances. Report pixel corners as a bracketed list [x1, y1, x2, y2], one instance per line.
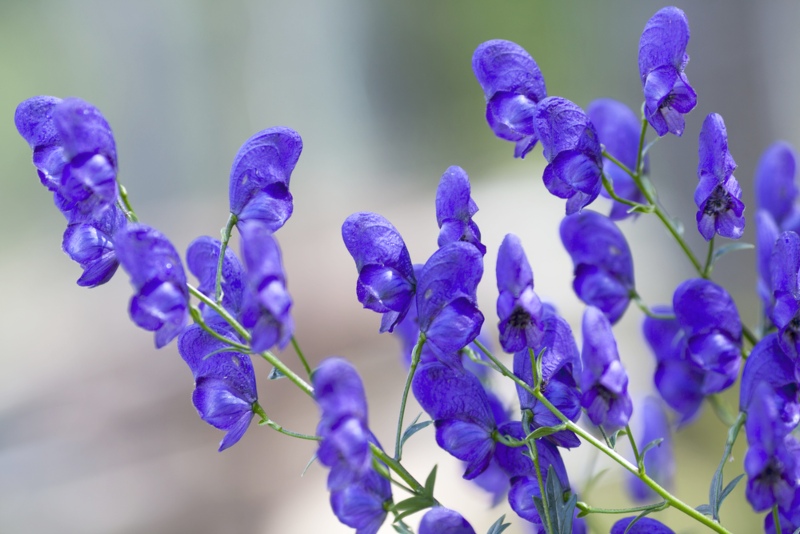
[300, 453, 318, 477]
[719, 474, 745, 506]
[423, 465, 438, 499]
[526, 424, 568, 441]
[399, 413, 432, 455]
[268, 366, 285, 379]
[392, 521, 414, 534]
[712, 242, 754, 264]
[486, 515, 511, 534]
[695, 504, 712, 516]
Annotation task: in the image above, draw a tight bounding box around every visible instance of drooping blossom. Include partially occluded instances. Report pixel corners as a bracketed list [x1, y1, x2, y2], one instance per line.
[342, 212, 416, 332]
[436, 166, 486, 255]
[419, 507, 476, 534]
[186, 235, 246, 320]
[754, 141, 800, 232]
[694, 113, 745, 241]
[62, 203, 127, 287]
[496, 233, 544, 353]
[114, 223, 189, 348]
[472, 39, 547, 158]
[638, 6, 696, 136]
[178, 320, 257, 451]
[560, 210, 635, 324]
[239, 220, 293, 352]
[756, 210, 780, 314]
[627, 396, 674, 503]
[228, 127, 302, 231]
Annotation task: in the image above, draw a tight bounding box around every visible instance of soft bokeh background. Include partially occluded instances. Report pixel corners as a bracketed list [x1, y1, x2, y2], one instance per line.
[1, 1, 797, 532]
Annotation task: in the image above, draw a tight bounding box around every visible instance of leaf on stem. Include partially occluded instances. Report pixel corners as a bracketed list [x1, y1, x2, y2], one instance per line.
[398, 413, 433, 457]
[711, 242, 754, 265]
[532, 465, 577, 534]
[268, 366, 285, 379]
[486, 514, 512, 534]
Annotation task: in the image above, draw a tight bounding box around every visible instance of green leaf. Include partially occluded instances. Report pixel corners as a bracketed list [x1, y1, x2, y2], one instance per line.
[392, 520, 414, 534]
[300, 453, 318, 476]
[423, 465, 438, 498]
[485, 515, 511, 534]
[532, 465, 578, 534]
[718, 473, 745, 507]
[695, 504, 712, 516]
[526, 424, 568, 441]
[712, 242, 754, 264]
[398, 413, 432, 456]
[268, 366, 285, 379]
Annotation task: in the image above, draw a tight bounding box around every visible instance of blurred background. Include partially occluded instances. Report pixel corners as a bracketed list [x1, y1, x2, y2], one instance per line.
[1, 0, 796, 532]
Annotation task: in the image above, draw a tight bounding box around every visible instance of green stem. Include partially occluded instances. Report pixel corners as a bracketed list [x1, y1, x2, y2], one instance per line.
[576, 500, 667, 515]
[291, 335, 312, 378]
[742, 325, 758, 349]
[710, 412, 747, 514]
[630, 291, 675, 320]
[773, 505, 783, 534]
[602, 151, 637, 181]
[626, 424, 642, 473]
[253, 402, 320, 441]
[370, 442, 426, 495]
[214, 213, 238, 305]
[188, 306, 251, 353]
[599, 169, 652, 213]
[116, 184, 139, 222]
[703, 237, 716, 278]
[473, 339, 535, 396]
[529, 431, 554, 534]
[652, 206, 704, 273]
[394, 333, 426, 460]
[635, 114, 648, 176]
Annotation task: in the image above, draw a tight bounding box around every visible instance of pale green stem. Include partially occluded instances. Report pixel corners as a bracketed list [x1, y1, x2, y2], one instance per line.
[291, 335, 312, 379]
[394, 334, 426, 460]
[214, 213, 238, 305]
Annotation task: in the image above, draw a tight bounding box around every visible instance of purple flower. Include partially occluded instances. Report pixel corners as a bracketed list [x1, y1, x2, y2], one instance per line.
[419, 507, 476, 534]
[740, 334, 800, 432]
[342, 212, 417, 333]
[329, 469, 390, 534]
[114, 223, 189, 348]
[436, 166, 486, 255]
[611, 517, 675, 534]
[756, 210, 780, 314]
[178, 321, 257, 451]
[638, 6, 697, 137]
[744, 382, 800, 512]
[587, 98, 648, 221]
[62, 203, 127, 287]
[580, 306, 632, 432]
[496, 234, 544, 353]
[472, 39, 547, 158]
[228, 127, 302, 231]
[695, 113, 745, 240]
[770, 231, 800, 359]
[534, 97, 603, 214]
[186, 235, 246, 320]
[560, 210, 635, 324]
[238, 220, 293, 353]
[416, 242, 484, 355]
[627, 397, 674, 503]
[765, 490, 800, 534]
[755, 141, 799, 230]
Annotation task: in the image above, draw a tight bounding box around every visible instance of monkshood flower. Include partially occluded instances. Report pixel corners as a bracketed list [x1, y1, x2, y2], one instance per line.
[560, 210, 634, 324]
[770, 231, 800, 358]
[239, 220, 293, 353]
[228, 127, 302, 231]
[178, 320, 257, 451]
[330, 468, 391, 534]
[15, 96, 118, 221]
[436, 166, 486, 255]
[695, 113, 745, 241]
[587, 98, 648, 221]
[62, 203, 127, 287]
[638, 6, 696, 137]
[416, 242, 484, 355]
[472, 39, 546, 158]
[514, 305, 582, 448]
[611, 516, 675, 534]
[114, 223, 189, 348]
[765, 490, 800, 534]
[744, 382, 800, 512]
[533, 96, 603, 214]
[580, 306, 632, 432]
[342, 212, 416, 333]
[627, 396, 674, 503]
[756, 210, 780, 313]
[186, 235, 245, 319]
[418, 507, 475, 534]
[496, 233, 544, 353]
[754, 141, 800, 231]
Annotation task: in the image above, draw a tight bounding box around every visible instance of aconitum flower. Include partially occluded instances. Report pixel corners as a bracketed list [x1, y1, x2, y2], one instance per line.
[496, 233, 544, 353]
[770, 231, 800, 358]
[62, 203, 127, 287]
[560, 210, 634, 324]
[611, 517, 675, 534]
[329, 469, 390, 534]
[178, 321, 257, 451]
[114, 223, 189, 348]
[419, 507, 475, 534]
[436, 166, 486, 255]
[756, 210, 780, 313]
[342, 212, 417, 332]
[580, 306, 632, 432]
[533, 97, 603, 214]
[472, 39, 546, 158]
[416, 242, 484, 355]
[695, 113, 745, 240]
[186, 235, 246, 320]
[638, 6, 696, 137]
[754, 141, 799, 231]
[587, 98, 648, 220]
[228, 127, 302, 231]
[239, 220, 293, 353]
[627, 397, 674, 502]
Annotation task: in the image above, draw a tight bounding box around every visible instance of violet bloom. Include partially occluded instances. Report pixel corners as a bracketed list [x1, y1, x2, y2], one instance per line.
[560, 210, 635, 324]
[178, 321, 257, 451]
[342, 212, 417, 333]
[228, 127, 302, 231]
[611, 517, 675, 534]
[416, 242, 484, 355]
[533, 97, 603, 214]
[627, 397, 674, 503]
[587, 98, 648, 220]
[756, 210, 780, 313]
[114, 223, 189, 348]
[638, 6, 696, 137]
[186, 235, 245, 320]
[580, 306, 632, 432]
[695, 113, 745, 240]
[239, 220, 293, 353]
[765, 490, 800, 534]
[62, 203, 127, 287]
[472, 39, 546, 158]
[754, 141, 800, 231]
[419, 507, 476, 534]
[770, 231, 800, 358]
[329, 469, 390, 534]
[436, 166, 486, 255]
[496, 233, 544, 353]
[744, 382, 800, 512]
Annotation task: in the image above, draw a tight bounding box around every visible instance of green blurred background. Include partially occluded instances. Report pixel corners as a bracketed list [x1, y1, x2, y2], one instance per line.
[1, 1, 795, 532]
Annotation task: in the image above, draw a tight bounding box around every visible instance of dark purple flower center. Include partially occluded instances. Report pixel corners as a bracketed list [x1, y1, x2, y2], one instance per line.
[703, 183, 733, 215]
[508, 306, 531, 329]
